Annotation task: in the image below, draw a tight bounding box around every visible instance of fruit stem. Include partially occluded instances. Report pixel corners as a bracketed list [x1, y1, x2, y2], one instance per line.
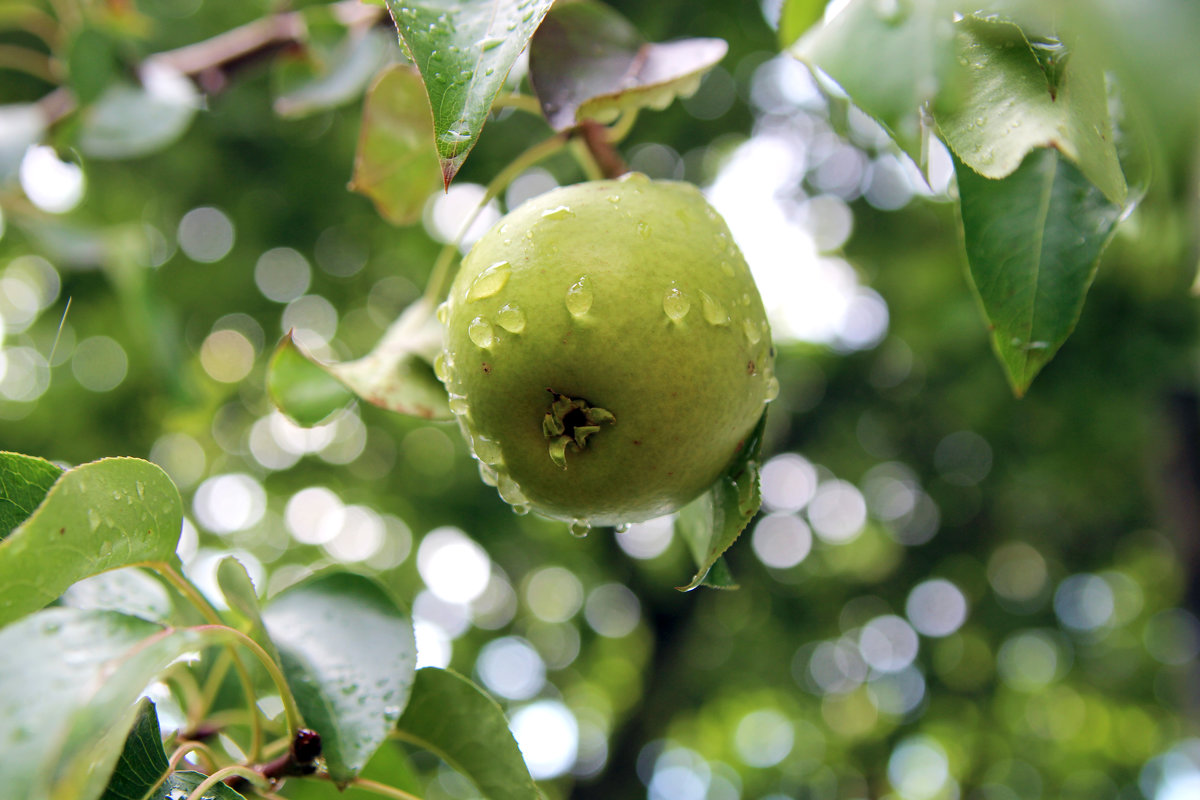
[578, 120, 629, 179]
[422, 132, 569, 306]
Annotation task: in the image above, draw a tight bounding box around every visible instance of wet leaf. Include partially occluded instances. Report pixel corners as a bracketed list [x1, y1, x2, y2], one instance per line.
[348, 64, 443, 226]
[0, 451, 61, 539]
[529, 0, 726, 131]
[216, 556, 279, 664]
[98, 698, 168, 800]
[275, 27, 397, 118]
[0, 608, 215, 800]
[956, 147, 1122, 396]
[0, 457, 183, 627]
[395, 667, 538, 800]
[937, 15, 1126, 204]
[262, 572, 416, 786]
[60, 567, 173, 624]
[383, 0, 556, 186]
[675, 411, 767, 591]
[78, 66, 199, 160]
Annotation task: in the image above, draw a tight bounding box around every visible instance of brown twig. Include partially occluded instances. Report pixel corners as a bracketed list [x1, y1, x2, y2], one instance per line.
[576, 119, 629, 179]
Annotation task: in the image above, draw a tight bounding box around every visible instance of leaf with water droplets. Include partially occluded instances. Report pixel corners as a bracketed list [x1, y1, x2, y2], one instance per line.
[791, 0, 962, 162]
[395, 667, 539, 800]
[0, 457, 182, 628]
[529, 0, 727, 131]
[268, 301, 452, 425]
[262, 572, 417, 787]
[0, 451, 62, 539]
[98, 698, 169, 800]
[955, 147, 1122, 396]
[383, 0, 556, 186]
[675, 411, 767, 591]
[0, 608, 218, 800]
[935, 15, 1126, 205]
[158, 771, 247, 799]
[349, 64, 443, 225]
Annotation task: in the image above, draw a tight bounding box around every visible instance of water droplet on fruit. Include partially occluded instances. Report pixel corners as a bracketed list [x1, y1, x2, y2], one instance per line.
[468, 316, 495, 348]
[700, 290, 729, 325]
[434, 353, 452, 383]
[472, 434, 503, 465]
[607, 195, 621, 204]
[565, 276, 593, 316]
[478, 462, 498, 486]
[663, 283, 690, 322]
[467, 261, 510, 301]
[637, 222, 651, 239]
[764, 375, 780, 402]
[721, 260, 734, 277]
[497, 473, 528, 506]
[496, 303, 526, 333]
[744, 318, 762, 345]
[512, 503, 530, 516]
[569, 519, 591, 538]
[448, 394, 469, 415]
[615, 522, 631, 533]
[541, 205, 574, 220]
[618, 172, 649, 185]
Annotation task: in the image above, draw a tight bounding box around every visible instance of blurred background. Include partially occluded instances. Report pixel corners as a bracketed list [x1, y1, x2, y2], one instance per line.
[2, 0, 1199, 798]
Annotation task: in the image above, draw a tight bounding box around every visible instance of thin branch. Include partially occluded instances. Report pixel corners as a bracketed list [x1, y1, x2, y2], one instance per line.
[0, 44, 56, 83]
[577, 119, 629, 179]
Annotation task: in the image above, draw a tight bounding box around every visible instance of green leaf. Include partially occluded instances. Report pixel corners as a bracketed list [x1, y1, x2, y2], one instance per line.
[261, 572, 417, 786]
[0, 104, 45, 183]
[348, 64, 443, 226]
[268, 301, 452, 426]
[936, 15, 1126, 205]
[159, 772, 245, 799]
[395, 667, 538, 800]
[61, 567, 173, 624]
[383, 0, 556, 186]
[675, 411, 768, 592]
[792, 0, 960, 159]
[0, 451, 62, 539]
[275, 27, 397, 118]
[78, 72, 199, 160]
[778, 0, 826, 49]
[67, 27, 119, 107]
[528, 0, 727, 131]
[0, 457, 183, 628]
[955, 147, 1123, 396]
[99, 698, 168, 800]
[0, 608, 215, 800]
[216, 556, 280, 664]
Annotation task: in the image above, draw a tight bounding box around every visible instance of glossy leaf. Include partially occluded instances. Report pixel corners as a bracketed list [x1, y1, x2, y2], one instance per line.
[529, 0, 727, 131]
[395, 667, 538, 800]
[0, 457, 183, 627]
[0, 451, 61, 538]
[268, 301, 452, 426]
[792, 0, 959, 159]
[675, 412, 767, 591]
[98, 698, 168, 800]
[78, 69, 199, 160]
[778, 0, 826, 49]
[348, 64, 443, 225]
[216, 556, 280, 664]
[275, 27, 397, 118]
[383, 0, 556, 186]
[937, 15, 1126, 204]
[261, 572, 417, 786]
[60, 567, 173, 624]
[956, 147, 1123, 396]
[0, 608, 214, 800]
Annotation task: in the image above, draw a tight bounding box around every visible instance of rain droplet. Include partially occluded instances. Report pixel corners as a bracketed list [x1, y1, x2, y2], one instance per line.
[744, 318, 762, 345]
[615, 522, 631, 533]
[478, 461, 498, 486]
[566, 276, 593, 317]
[473, 434, 503, 465]
[618, 172, 649, 185]
[468, 316, 495, 348]
[135, 481, 145, 499]
[607, 194, 621, 204]
[541, 205, 575, 220]
[512, 503, 531, 516]
[569, 519, 591, 538]
[496, 303, 526, 333]
[87, 508, 101, 532]
[663, 283, 690, 322]
[440, 127, 471, 146]
[764, 375, 780, 402]
[699, 290, 729, 325]
[448, 394, 469, 415]
[434, 353, 452, 383]
[497, 473, 528, 506]
[467, 261, 511, 301]
[637, 222, 651, 239]
[437, 301, 451, 323]
[721, 260, 735, 277]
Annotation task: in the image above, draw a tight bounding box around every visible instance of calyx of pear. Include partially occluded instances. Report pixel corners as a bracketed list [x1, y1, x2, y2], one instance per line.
[438, 173, 776, 529]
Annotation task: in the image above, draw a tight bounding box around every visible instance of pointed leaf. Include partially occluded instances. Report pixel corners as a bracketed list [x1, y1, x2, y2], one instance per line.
[383, 0, 556, 185]
[0, 451, 62, 538]
[78, 68, 199, 160]
[936, 15, 1126, 204]
[675, 412, 767, 592]
[792, 0, 960, 159]
[0, 457, 183, 627]
[99, 699, 169, 800]
[529, 0, 726, 131]
[955, 147, 1122, 396]
[262, 572, 417, 786]
[268, 301, 452, 426]
[395, 667, 538, 800]
[0, 608, 216, 800]
[216, 557, 280, 664]
[349, 64, 443, 225]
